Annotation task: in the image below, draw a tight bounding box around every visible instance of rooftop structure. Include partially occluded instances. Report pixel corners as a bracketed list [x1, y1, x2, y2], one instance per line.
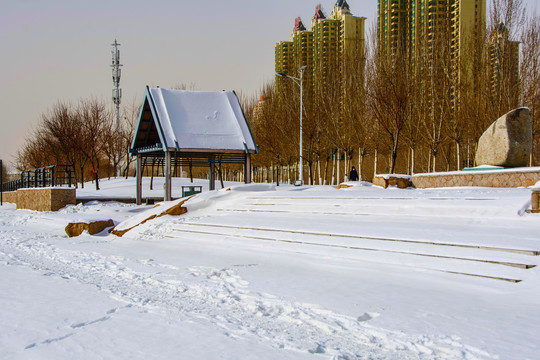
[130, 87, 258, 203]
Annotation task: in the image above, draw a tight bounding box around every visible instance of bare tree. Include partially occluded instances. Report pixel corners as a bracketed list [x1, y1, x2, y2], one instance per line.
[519, 13, 540, 165]
[120, 98, 141, 178]
[487, 0, 526, 115]
[366, 44, 413, 174]
[16, 102, 86, 185]
[251, 81, 298, 185]
[75, 99, 112, 190]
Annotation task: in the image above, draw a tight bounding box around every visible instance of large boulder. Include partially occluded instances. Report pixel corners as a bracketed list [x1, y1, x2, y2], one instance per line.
[476, 108, 532, 167]
[65, 219, 115, 237]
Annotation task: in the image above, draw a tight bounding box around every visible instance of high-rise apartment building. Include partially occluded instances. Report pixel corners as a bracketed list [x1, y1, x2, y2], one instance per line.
[378, 0, 487, 117]
[274, 1, 366, 107]
[378, 0, 412, 58]
[312, 5, 341, 91]
[378, 0, 486, 71]
[335, 2, 366, 63]
[275, 17, 314, 96]
[488, 22, 520, 105]
[275, 41, 293, 77]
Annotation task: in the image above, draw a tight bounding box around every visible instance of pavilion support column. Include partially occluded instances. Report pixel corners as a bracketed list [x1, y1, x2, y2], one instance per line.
[136, 154, 142, 205]
[245, 153, 252, 184]
[209, 157, 215, 191]
[165, 151, 172, 201]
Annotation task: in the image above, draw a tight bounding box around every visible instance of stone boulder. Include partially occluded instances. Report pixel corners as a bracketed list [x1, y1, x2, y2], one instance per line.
[475, 108, 532, 167]
[65, 219, 115, 237]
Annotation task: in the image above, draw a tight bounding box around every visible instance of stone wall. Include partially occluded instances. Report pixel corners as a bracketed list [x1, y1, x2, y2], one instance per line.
[373, 175, 412, 189]
[2, 191, 17, 204]
[532, 190, 540, 213]
[412, 168, 540, 189]
[15, 188, 76, 211]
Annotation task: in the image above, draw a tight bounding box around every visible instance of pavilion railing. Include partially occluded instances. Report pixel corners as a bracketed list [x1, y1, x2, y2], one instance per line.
[1, 165, 75, 193]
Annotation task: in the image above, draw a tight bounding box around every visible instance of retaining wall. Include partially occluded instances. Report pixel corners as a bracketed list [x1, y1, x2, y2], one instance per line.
[4, 188, 76, 211]
[412, 168, 540, 189]
[2, 191, 17, 204]
[373, 175, 412, 189]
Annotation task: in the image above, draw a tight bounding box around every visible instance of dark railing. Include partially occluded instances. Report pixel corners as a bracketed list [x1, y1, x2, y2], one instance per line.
[1, 165, 74, 193]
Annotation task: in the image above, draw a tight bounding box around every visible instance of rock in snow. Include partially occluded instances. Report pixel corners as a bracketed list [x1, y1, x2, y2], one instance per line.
[65, 219, 114, 237]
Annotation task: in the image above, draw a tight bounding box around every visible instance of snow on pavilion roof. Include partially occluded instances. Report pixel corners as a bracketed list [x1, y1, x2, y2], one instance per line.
[131, 87, 258, 154]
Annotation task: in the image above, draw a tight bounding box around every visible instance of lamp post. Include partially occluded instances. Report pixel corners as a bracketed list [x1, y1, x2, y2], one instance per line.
[276, 65, 307, 184]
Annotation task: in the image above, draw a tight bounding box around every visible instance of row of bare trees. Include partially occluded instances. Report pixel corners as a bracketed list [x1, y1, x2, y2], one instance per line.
[12, 1, 538, 188]
[16, 98, 138, 190]
[249, 0, 539, 184]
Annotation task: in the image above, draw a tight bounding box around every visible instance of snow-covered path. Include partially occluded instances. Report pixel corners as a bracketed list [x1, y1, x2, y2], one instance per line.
[1, 178, 539, 359]
[0, 212, 481, 359]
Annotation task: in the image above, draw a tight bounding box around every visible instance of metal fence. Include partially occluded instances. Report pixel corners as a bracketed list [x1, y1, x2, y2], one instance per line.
[1, 165, 75, 194]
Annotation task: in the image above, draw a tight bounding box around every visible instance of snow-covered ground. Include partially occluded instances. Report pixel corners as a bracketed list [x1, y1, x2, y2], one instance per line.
[1, 177, 539, 359]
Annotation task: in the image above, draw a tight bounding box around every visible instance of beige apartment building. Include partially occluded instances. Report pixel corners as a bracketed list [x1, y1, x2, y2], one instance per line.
[275, 1, 366, 107]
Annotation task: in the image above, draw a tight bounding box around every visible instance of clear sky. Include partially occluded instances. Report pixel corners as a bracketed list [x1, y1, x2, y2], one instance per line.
[0, 0, 538, 169]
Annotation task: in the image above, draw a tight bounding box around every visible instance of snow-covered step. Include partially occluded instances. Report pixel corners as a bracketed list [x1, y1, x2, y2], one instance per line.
[169, 222, 535, 283]
[223, 197, 519, 220]
[207, 211, 540, 256]
[174, 221, 540, 258]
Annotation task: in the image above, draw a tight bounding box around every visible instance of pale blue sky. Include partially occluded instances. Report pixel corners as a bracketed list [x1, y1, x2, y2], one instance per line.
[0, 0, 537, 168]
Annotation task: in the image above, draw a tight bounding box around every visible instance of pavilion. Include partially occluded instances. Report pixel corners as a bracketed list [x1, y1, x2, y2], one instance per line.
[130, 87, 258, 204]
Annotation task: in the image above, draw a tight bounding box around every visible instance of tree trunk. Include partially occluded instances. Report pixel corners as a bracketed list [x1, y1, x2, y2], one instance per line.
[308, 161, 313, 185]
[467, 143, 470, 169]
[390, 131, 399, 174]
[287, 164, 290, 184]
[331, 152, 336, 185]
[324, 156, 329, 185]
[317, 158, 322, 185]
[336, 149, 341, 184]
[80, 166, 85, 189]
[456, 142, 461, 170]
[374, 149, 378, 176]
[217, 162, 224, 189]
[411, 147, 415, 175]
[94, 170, 100, 191]
[390, 151, 397, 174]
[150, 158, 155, 190]
[344, 150, 348, 181]
[358, 147, 363, 181]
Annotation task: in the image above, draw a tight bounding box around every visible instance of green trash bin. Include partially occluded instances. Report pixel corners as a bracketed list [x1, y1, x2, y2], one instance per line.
[182, 186, 202, 197]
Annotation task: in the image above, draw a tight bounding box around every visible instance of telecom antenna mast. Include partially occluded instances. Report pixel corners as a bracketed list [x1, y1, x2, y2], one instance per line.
[111, 39, 123, 177]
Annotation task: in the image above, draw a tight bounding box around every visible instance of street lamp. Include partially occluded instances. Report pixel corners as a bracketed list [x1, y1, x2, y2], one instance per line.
[276, 65, 307, 184]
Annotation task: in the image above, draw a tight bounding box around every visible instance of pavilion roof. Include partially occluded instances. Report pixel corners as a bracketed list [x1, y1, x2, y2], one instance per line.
[131, 87, 258, 155]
